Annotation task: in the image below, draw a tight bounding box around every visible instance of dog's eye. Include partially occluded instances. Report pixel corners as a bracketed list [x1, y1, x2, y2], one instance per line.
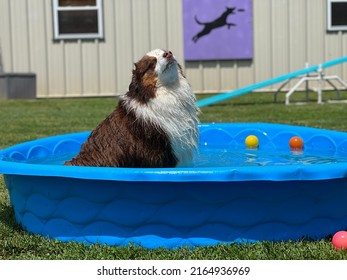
[136, 57, 157, 75]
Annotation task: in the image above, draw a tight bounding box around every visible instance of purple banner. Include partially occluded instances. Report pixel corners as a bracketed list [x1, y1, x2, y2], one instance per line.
[183, 0, 253, 61]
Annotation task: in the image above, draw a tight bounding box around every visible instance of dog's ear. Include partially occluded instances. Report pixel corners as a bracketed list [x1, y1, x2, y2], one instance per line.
[128, 57, 157, 103]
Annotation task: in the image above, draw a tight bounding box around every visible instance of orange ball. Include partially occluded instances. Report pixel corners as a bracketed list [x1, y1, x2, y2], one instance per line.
[289, 136, 304, 150]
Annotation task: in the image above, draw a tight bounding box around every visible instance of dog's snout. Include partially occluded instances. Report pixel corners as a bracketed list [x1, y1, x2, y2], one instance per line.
[163, 50, 173, 58]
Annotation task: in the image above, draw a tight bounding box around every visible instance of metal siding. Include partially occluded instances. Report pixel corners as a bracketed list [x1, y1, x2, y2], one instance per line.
[342, 34, 347, 78]
[166, 0, 185, 60]
[288, 0, 307, 71]
[325, 33, 343, 76]
[306, 0, 325, 65]
[220, 61, 238, 92]
[203, 61, 220, 92]
[98, 0, 117, 95]
[28, 0, 49, 95]
[1, 0, 347, 97]
[64, 41, 83, 96]
[43, 0, 66, 97]
[114, 0, 133, 94]
[237, 60, 254, 90]
[253, 0, 273, 86]
[0, 0, 13, 72]
[82, 41, 100, 95]
[271, 0, 289, 77]
[47, 41, 66, 97]
[10, 0, 30, 71]
[149, 0, 168, 49]
[185, 61, 203, 92]
[132, 0, 151, 59]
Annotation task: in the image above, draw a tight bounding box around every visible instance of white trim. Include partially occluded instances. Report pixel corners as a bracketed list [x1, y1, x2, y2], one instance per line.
[52, 0, 104, 40]
[327, 0, 347, 31]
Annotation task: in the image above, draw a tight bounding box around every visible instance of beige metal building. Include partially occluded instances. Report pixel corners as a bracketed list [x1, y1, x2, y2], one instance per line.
[0, 0, 346, 98]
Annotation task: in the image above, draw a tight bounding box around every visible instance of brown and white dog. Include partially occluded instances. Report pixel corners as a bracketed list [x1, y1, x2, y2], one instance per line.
[65, 49, 200, 168]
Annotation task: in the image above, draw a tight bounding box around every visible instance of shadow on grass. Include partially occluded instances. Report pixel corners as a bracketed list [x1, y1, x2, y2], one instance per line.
[0, 203, 23, 233]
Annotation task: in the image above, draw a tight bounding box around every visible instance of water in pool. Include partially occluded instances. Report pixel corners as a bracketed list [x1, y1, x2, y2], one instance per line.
[20, 146, 347, 168]
[192, 147, 347, 167]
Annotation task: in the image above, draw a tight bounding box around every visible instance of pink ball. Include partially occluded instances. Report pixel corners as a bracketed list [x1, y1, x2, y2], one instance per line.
[332, 231, 347, 250]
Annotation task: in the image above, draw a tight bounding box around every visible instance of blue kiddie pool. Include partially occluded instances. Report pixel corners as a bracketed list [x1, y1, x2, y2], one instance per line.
[1, 123, 347, 249]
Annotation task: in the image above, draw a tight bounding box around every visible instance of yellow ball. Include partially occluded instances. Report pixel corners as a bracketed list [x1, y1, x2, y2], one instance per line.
[245, 135, 259, 149]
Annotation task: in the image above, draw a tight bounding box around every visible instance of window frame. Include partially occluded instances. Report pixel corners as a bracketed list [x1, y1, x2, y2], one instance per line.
[52, 0, 104, 40]
[327, 0, 347, 31]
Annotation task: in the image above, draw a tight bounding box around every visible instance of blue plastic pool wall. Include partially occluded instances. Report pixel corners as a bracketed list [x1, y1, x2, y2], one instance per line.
[5, 174, 347, 248]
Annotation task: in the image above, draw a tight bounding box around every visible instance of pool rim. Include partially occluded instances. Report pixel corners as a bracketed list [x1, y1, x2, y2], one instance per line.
[1, 122, 347, 182]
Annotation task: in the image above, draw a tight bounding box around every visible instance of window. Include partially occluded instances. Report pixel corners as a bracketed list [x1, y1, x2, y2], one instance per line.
[327, 0, 347, 31]
[52, 0, 104, 39]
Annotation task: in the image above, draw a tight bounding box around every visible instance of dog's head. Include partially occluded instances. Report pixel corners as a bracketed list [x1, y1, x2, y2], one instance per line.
[146, 49, 181, 83]
[128, 49, 183, 103]
[225, 7, 236, 14]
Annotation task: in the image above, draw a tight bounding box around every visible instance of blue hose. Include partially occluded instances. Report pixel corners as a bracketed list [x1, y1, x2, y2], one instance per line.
[197, 56, 347, 107]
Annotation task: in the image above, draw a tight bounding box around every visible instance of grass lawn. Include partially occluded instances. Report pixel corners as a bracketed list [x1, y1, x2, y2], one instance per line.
[1, 91, 347, 260]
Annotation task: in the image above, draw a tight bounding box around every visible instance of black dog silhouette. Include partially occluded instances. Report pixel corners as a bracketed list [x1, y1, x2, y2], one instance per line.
[192, 7, 245, 43]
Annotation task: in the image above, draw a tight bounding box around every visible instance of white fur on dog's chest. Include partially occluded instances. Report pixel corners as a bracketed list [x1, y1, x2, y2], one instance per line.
[123, 78, 199, 166]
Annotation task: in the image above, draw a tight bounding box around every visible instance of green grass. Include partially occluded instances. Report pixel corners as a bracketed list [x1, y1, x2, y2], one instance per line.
[1, 91, 347, 260]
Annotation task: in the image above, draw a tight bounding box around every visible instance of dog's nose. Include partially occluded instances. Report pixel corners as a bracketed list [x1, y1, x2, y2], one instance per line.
[163, 50, 173, 58]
